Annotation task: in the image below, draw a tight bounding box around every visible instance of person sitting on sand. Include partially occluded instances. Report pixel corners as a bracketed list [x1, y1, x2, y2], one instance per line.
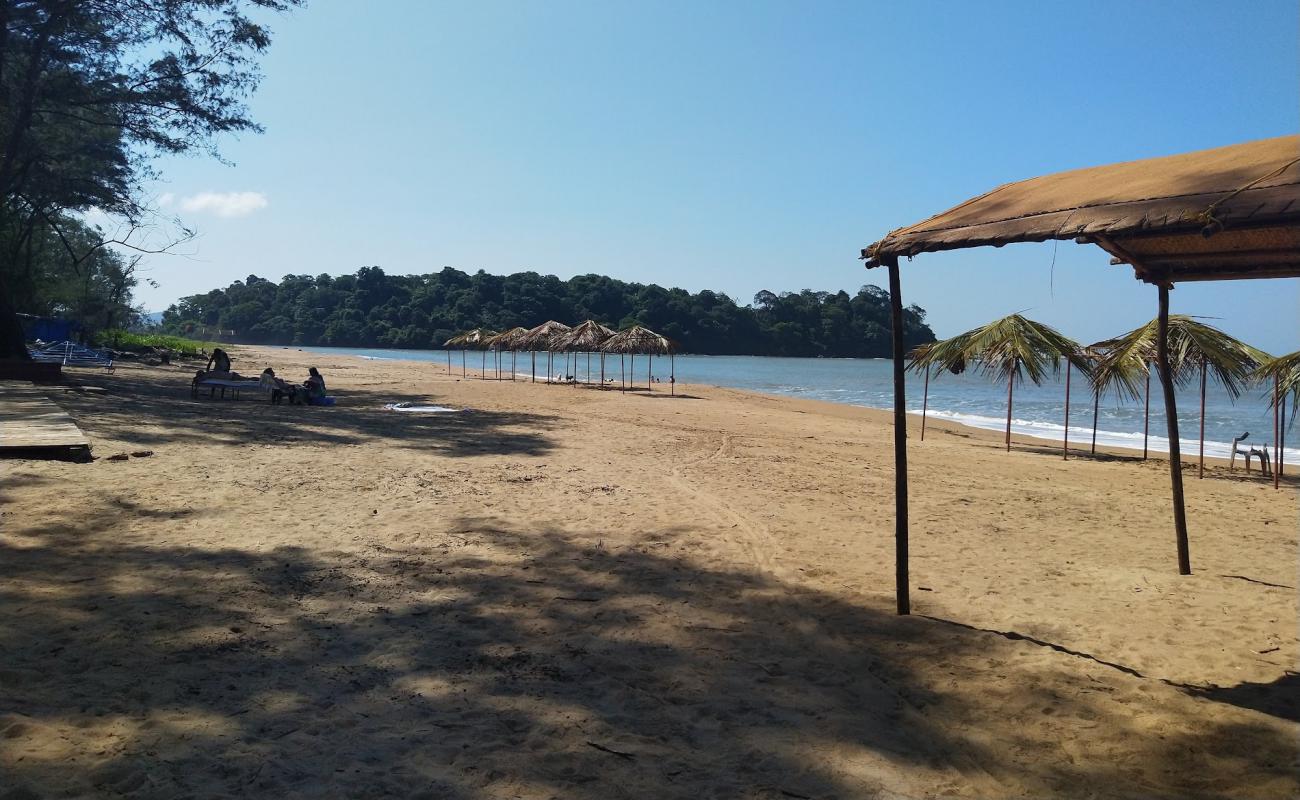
[303, 367, 327, 403]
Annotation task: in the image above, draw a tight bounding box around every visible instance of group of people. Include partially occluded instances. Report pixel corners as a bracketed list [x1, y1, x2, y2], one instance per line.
[259, 366, 327, 405]
[195, 347, 329, 406]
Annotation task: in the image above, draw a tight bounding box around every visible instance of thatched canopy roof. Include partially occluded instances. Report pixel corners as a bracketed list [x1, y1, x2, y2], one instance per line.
[601, 325, 674, 355]
[1090, 316, 1270, 401]
[517, 321, 572, 350]
[444, 328, 498, 348]
[862, 135, 1300, 284]
[485, 326, 529, 350]
[553, 320, 615, 352]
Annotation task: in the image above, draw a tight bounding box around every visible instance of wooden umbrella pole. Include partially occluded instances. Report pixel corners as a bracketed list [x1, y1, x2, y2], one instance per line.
[886, 258, 910, 615]
[1281, 401, 1287, 477]
[601, 353, 605, 386]
[628, 354, 633, 393]
[461, 349, 466, 378]
[531, 351, 536, 383]
[1091, 390, 1099, 454]
[647, 353, 652, 391]
[1143, 367, 1151, 460]
[447, 349, 451, 374]
[481, 348, 486, 379]
[1063, 361, 1071, 460]
[921, 364, 930, 441]
[512, 351, 517, 381]
[1198, 361, 1207, 479]
[670, 352, 675, 396]
[1157, 284, 1191, 575]
[1275, 374, 1281, 490]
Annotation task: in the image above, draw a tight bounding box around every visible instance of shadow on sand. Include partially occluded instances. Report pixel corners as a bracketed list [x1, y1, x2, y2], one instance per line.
[3, 502, 1296, 798]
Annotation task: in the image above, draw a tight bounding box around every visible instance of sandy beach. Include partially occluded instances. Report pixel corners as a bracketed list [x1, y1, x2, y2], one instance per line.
[2, 345, 1296, 799]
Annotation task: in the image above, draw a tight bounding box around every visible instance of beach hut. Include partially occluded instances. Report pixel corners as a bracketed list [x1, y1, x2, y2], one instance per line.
[860, 135, 1300, 613]
[1251, 350, 1299, 489]
[601, 326, 675, 393]
[444, 328, 497, 378]
[518, 321, 572, 383]
[1091, 316, 1267, 478]
[909, 314, 1090, 457]
[485, 327, 529, 381]
[553, 320, 615, 385]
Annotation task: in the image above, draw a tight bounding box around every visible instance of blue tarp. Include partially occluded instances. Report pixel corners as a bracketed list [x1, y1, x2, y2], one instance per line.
[19, 315, 80, 343]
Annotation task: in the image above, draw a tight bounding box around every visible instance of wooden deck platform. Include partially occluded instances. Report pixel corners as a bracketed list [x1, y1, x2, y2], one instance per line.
[0, 381, 91, 459]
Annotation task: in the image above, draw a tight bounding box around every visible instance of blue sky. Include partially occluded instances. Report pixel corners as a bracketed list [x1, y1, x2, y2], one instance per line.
[133, 0, 1298, 351]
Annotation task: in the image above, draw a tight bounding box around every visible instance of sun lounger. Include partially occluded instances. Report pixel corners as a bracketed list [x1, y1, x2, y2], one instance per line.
[27, 341, 115, 372]
[192, 377, 260, 399]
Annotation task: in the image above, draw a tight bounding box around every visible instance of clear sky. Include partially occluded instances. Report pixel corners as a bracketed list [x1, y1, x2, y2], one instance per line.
[130, 0, 1298, 352]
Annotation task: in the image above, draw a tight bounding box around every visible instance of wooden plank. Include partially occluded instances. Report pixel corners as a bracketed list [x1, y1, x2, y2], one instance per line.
[0, 383, 90, 452]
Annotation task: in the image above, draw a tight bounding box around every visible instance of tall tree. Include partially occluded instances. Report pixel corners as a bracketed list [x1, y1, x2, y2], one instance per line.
[0, 0, 300, 358]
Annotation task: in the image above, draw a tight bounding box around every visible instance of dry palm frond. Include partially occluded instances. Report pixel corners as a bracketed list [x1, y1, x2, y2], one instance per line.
[1251, 350, 1300, 416]
[1090, 316, 1268, 401]
[517, 321, 573, 351]
[485, 326, 529, 351]
[444, 328, 498, 349]
[910, 314, 1089, 386]
[601, 325, 674, 355]
[553, 320, 615, 351]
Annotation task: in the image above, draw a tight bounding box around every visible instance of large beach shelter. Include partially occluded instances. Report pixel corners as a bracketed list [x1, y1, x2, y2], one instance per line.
[518, 321, 572, 383]
[601, 325, 675, 393]
[554, 320, 615, 384]
[861, 135, 1300, 615]
[444, 328, 497, 378]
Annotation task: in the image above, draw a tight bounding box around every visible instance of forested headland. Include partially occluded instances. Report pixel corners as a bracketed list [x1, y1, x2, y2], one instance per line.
[160, 267, 937, 357]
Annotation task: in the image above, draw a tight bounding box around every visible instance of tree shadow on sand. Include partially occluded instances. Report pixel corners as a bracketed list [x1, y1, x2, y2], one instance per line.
[2, 504, 1296, 799]
[46, 365, 560, 458]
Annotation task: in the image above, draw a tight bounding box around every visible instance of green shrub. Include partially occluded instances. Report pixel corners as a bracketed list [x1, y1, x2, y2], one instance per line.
[95, 329, 217, 356]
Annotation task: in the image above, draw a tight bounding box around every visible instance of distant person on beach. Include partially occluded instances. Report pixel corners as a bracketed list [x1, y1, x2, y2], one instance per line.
[304, 367, 327, 403]
[206, 348, 232, 375]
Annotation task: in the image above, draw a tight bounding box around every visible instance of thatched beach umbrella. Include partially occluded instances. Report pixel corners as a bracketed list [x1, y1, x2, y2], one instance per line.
[553, 320, 615, 385]
[1251, 350, 1299, 489]
[444, 328, 497, 378]
[1091, 316, 1267, 478]
[911, 314, 1090, 455]
[601, 325, 675, 393]
[518, 321, 572, 383]
[485, 327, 529, 381]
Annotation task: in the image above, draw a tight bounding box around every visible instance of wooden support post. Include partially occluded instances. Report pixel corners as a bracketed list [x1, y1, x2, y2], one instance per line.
[671, 352, 675, 396]
[1281, 402, 1287, 478]
[1063, 361, 1071, 460]
[886, 257, 910, 616]
[920, 364, 930, 441]
[531, 351, 536, 383]
[447, 350, 451, 374]
[461, 349, 466, 378]
[1157, 284, 1191, 575]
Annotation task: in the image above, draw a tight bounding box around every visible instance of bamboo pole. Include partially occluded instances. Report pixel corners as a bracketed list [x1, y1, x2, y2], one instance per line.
[670, 352, 675, 396]
[920, 363, 930, 441]
[1198, 361, 1207, 479]
[531, 351, 536, 383]
[461, 349, 466, 378]
[447, 349, 451, 374]
[1281, 402, 1287, 478]
[886, 258, 910, 616]
[1091, 390, 1099, 454]
[481, 348, 486, 379]
[1157, 284, 1191, 575]
[1063, 361, 1071, 460]
[647, 353, 652, 391]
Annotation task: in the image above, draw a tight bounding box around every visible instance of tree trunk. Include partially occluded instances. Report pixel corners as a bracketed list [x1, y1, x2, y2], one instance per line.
[1157, 284, 1191, 575]
[921, 364, 930, 441]
[1063, 361, 1071, 460]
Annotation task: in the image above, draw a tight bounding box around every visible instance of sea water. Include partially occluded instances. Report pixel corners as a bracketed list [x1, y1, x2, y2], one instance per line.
[295, 346, 1298, 461]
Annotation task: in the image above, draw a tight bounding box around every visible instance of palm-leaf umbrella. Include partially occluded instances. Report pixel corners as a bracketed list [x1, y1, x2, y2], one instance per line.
[486, 326, 529, 381]
[1251, 350, 1299, 488]
[518, 321, 572, 383]
[601, 325, 675, 393]
[911, 314, 1091, 454]
[444, 328, 498, 378]
[553, 320, 616, 385]
[1091, 316, 1268, 478]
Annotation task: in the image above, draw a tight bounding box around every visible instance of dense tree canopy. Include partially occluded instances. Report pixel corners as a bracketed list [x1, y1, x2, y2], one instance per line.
[161, 267, 936, 357]
[0, 0, 298, 357]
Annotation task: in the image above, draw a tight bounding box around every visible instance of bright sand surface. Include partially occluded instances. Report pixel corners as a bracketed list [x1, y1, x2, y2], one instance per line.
[2, 345, 1296, 799]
